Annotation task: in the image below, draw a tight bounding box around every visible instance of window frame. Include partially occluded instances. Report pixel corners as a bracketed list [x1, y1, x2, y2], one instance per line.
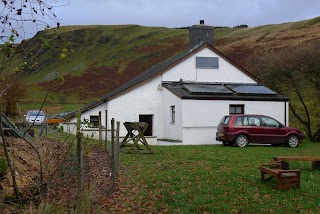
[196, 57, 219, 69]
[170, 105, 175, 123]
[89, 115, 99, 128]
[247, 116, 261, 126]
[261, 116, 280, 128]
[229, 104, 245, 115]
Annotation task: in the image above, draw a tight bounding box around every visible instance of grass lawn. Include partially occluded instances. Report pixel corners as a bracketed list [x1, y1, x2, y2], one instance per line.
[118, 142, 320, 213]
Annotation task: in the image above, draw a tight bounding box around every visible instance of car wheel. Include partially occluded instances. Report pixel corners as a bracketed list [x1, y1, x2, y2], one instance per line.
[286, 135, 300, 148]
[235, 135, 248, 147]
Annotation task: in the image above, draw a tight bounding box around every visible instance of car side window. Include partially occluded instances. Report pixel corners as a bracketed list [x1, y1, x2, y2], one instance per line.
[248, 117, 261, 126]
[220, 116, 230, 125]
[224, 117, 230, 125]
[261, 117, 279, 127]
[243, 117, 249, 126]
[235, 117, 242, 126]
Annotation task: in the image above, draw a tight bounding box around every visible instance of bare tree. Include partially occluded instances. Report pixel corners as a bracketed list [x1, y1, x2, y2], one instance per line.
[0, 0, 66, 199]
[248, 42, 320, 141]
[0, 0, 64, 43]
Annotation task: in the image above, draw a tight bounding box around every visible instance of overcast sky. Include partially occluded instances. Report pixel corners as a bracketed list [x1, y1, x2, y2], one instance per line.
[52, 0, 320, 28]
[2, 0, 320, 42]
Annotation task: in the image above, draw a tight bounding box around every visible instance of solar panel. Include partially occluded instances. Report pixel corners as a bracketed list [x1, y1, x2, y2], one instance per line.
[227, 84, 277, 95]
[183, 84, 233, 94]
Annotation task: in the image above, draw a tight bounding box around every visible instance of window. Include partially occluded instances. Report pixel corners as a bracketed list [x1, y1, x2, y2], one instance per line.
[171, 105, 175, 123]
[28, 111, 45, 117]
[90, 115, 99, 128]
[219, 116, 230, 125]
[261, 116, 280, 127]
[235, 117, 242, 126]
[196, 57, 219, 69]
[234, 116, 251, 126]
[247, 117, 261, 126]
[229, 105, 244, 115]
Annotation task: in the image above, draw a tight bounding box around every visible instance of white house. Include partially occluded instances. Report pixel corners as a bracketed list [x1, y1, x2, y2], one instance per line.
[63, 21, 289, 145]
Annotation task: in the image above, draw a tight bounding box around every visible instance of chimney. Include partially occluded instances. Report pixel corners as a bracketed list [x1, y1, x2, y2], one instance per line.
[189, 20, 214, 49]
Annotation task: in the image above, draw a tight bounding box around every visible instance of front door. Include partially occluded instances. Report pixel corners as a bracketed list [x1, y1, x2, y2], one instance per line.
[139, 115, 153, 136]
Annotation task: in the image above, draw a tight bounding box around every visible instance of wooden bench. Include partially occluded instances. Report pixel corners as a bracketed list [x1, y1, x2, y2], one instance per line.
[260, 163, 301, 189]
[273, 156, 320, 170]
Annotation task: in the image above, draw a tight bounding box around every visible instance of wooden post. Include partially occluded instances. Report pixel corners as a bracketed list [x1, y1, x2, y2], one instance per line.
[111, 118, 115, 190]
[45, 109, 48, 137]
[105, 110, 108, 150]
[99, 111, 102, 146]
[76, 110, 83, 195]
[77, 133, 84, 195]
[116, 121, 120, 177]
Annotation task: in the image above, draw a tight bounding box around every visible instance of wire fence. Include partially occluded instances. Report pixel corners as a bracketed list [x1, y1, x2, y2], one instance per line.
[105, 119, 121, 192]
[0, 117, 121, 211]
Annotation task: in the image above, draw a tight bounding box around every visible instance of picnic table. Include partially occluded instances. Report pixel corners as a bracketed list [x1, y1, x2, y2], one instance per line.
[120, 122, 153, 154]
[273, 156, 320, 170]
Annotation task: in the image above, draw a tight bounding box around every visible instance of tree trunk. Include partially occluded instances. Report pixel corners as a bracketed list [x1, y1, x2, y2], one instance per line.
[0, 99, 21, 199]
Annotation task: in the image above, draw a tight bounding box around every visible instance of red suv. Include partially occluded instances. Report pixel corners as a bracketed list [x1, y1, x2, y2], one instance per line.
[216, 114, 303, 147]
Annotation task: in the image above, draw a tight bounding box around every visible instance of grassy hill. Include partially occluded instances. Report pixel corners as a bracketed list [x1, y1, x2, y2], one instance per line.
[2, 16, 320, 113]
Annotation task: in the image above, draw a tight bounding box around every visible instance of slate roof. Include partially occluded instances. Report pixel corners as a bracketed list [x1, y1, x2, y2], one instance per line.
[68, 42, 262, 118]
[162, 82, 289, 101]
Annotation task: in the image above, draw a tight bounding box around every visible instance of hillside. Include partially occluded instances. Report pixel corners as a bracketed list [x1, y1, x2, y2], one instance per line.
[2, 16, 320, 113]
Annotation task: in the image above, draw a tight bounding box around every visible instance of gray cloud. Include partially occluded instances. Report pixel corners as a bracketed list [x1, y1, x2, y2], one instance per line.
[5, 0, 320, 41]
[52, 0, 320, 28]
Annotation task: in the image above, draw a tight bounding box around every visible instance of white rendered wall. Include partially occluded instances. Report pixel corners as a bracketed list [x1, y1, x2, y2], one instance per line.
[162, 48, 257, 83]
[60, 103, 111, 140]
[181, 100, 288, 145]
[107, 76, 164, 138]
[162, 88, 182, 141]
[66, 76, 164, 140]
[80, 103, 108, 128]
[66, 103, 109, 139]
[60, 122, 77, 135]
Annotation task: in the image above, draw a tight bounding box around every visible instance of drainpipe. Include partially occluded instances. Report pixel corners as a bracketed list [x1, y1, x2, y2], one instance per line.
[284, 101, 287, 126]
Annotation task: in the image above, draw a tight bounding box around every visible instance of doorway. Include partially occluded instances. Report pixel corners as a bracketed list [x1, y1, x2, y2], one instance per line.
[139, 115, 153, 136]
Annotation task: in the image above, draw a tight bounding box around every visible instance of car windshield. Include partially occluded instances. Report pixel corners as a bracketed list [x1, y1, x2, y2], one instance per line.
[57, 112, 70, 118]
[28, 111, 45, 117]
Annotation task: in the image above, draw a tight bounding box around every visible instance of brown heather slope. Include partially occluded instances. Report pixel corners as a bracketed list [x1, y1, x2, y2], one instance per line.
[38, 40, 188, 100]
[11, 25, 188, 102]
[216, 21, 320, 67]
[3, 17, 320, 110]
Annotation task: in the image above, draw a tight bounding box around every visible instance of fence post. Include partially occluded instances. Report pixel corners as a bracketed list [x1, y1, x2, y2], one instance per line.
[111, 118, 115, 190]
[45, 109, 48, 137]
[105, 110, 108, 150]
[116, 121, 120, 178]
[99, 111, 102, 146]
[76, 110, 84, 196]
